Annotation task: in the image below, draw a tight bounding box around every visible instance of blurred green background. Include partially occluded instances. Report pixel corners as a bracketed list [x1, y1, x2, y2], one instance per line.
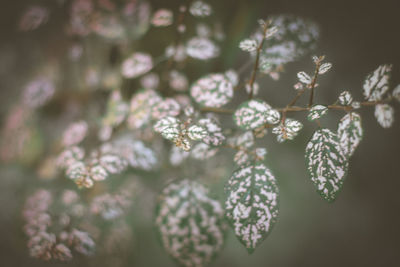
[1, 0, 400, 266]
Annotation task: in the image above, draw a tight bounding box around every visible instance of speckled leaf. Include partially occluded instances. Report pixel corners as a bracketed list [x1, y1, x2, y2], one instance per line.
[307, 105, 328, 121]
[337, 113, 363, 158]
[155, 180, 226, 267]
[338, 91, 353, 106]
[187, 125, 207, 141]
[297, 71, 311, 84]
[225, 163, 279, 253]
[272, 118, 303, 142]
[198, 118, 225, 146]
[318, 62, 332, 74]
[154, 116, 181, 141]
[233, 99, 271, 130]
[374, 104, 394, 128]
[305, 128, 348, 202]
[190, 73, 233, 108]
[363, 64, 392, 101]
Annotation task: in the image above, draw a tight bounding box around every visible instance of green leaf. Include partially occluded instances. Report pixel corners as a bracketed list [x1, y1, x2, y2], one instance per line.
[155, 180, 226, 267]
[187, 124, 207, 141]
[153, 116, 180, 141]
[190, 73, 234, 107]
[272, 118, 303, 142]
[337, 113, 363, 158]
[338, 91, 353, 106]
[225, 163, 279, 253]
[363, 64, 392, 101]
[305, 128, 348, 202]
[233, 99, 272, 130]
[307, 105, 328, 121]
[198, 118, 225, 146]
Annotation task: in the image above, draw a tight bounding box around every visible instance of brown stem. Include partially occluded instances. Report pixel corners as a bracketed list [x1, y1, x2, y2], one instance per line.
[308, 57, 323, 107]
[248, 21, 270, 99]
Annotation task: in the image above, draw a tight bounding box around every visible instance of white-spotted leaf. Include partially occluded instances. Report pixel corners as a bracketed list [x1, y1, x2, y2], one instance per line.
[307, 105, 328, 121]
[305, 128, 348, 202]
[337, 113, 363, 158]
[374, 104, 394, 128]
[225, 163, 279, 253]
[155, 180, 226, 267]
[190, 73, 234, 108]
[363, 64, 392, 101]
[233, 99, 271, 130]
[338, 91, 353, 105]
[187, 125, 207, 141]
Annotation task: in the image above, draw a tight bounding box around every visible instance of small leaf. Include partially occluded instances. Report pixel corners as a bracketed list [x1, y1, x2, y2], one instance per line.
[233, 99, 271, 130]
[297, 71, 312, 84]
[374, 104, 394, 128]
[151, 9, 173, 27]
[155, 180, 226, 267]
[225, 163, 279, 253]
[121, 52, 153, 79]
[305, 128, 348, 202]
[189, 1, 213, 17]
[90, 165, 108, 181]
[151, 98, 181, 120]
[392, 84, 400, 102]
[198, 118, 225, 146]
[239, 39, 258, 52]
[307, 105, 328, 121]
[363, 64, 392, 101]
[337, 113, 363, 158]
[265, 108, 281, 124]
[265, 26, 278, 39]
[318, 62, 332, 74]
[154, 117, 181, 141]
[187, 125, 207, 141]
[186, 37, 219, 60]
[128, 89, 162, 129]
[190, 73, 233, 107]
[272, 118, 303, 142]
[338, 91, 353, 105]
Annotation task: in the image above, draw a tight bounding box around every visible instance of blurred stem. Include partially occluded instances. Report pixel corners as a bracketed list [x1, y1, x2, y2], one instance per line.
[248, 20, 270, 99]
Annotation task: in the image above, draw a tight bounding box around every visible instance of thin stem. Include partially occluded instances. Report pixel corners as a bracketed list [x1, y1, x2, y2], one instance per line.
[308, 56, 323, 107]
[248, 21, 270, 99]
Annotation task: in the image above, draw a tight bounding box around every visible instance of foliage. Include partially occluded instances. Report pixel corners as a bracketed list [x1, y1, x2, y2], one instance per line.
[1, 0, 398, 266]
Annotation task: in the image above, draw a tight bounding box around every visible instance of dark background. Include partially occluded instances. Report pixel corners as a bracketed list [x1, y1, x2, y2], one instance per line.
[0, 0, 399, 266]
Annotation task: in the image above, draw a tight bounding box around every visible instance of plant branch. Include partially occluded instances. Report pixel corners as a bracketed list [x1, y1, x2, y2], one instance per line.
[308, 56, 324, 107]
[248, 21, 270, 99]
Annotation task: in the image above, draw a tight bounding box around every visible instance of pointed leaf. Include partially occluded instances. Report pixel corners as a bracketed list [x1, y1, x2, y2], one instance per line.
[225, 163, 279, 253]
[307, 105, 328, 121]
[337, 113, 363, 158]
[233, 99, 271, 130]
[305, 128, 348, 202]
[155, 180, 226, 267]
[363, 64, 392, 101]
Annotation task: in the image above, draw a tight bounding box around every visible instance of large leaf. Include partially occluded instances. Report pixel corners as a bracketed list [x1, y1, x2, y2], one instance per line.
[305, 128, 348, 202]
[155, 180, 226, 267]
[225, 163, 279, 253]
[337, 113, 363, 158]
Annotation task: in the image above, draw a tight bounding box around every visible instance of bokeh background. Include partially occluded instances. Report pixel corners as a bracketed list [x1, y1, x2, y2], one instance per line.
[0, 0, 399, 266]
